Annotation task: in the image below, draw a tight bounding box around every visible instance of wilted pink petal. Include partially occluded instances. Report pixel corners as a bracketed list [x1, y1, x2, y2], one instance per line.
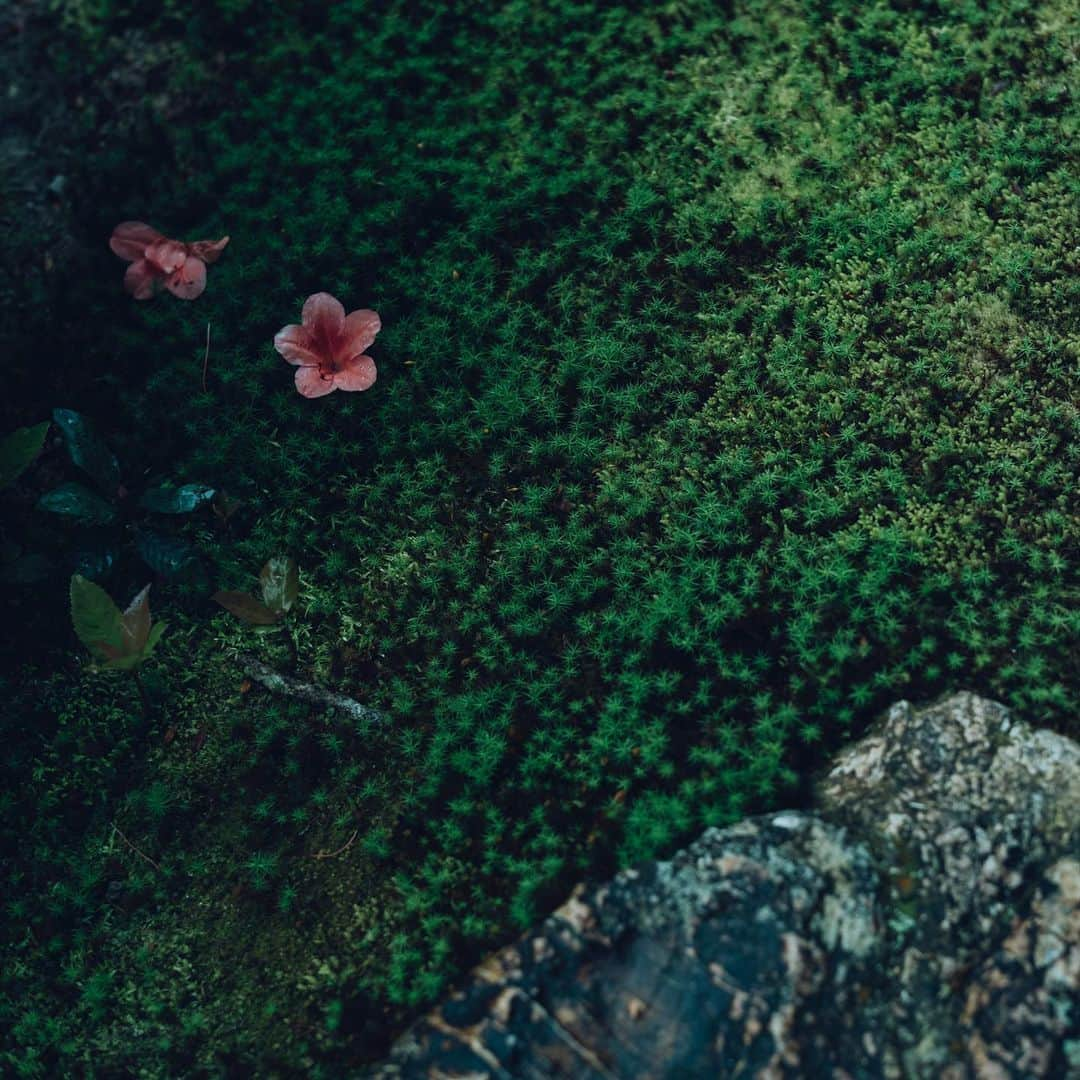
[334, 355, 377, 392]
[145, 240, 188, 274]
[111, 222, 227, 300]
[124, 259, 160, 300]
[165, 257, 207, 300]
[338, 309, 381, 360]
[110, 221, 164, 262]
[274, 324, 321, 367]
[188, 236, 230, 264]
[295, 366, 337, 398]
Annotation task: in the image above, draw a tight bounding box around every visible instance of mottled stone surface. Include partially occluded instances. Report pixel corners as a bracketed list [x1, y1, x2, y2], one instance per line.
[370, 692, 1080, 1079]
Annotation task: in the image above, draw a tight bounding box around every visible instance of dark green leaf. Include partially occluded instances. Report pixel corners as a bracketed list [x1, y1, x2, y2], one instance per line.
[52, 409, 120, 494]
[213, 590, 281, 625]
[38, 482, 117, 525]
[260, 556, 299, 614]
[134, 529, 202, 581]
[70, 574, 123, 660]
[139, 483, 216, 514]
[0, 422, 49, 489]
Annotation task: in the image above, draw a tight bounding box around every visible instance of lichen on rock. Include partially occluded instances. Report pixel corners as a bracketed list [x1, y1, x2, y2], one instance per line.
[372, 692, 1080, 1078]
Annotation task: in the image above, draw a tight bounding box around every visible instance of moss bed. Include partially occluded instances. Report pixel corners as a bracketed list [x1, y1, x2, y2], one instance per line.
[1, 0, 1077, 1074]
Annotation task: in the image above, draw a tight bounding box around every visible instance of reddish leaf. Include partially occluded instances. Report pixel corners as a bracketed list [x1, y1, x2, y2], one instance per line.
[213, 590, 281, 625]
[120, 584, 151, 654]
[91, 638, 124, 662]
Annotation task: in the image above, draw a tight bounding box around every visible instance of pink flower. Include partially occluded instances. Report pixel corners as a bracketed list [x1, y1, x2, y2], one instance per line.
[109, 221, 229, 300]
[274, 293, 380, 398]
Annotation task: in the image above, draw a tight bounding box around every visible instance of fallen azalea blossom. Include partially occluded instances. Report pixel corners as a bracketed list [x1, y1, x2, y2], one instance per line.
[109, 221, 229, 300]
[274, 293, 380, 398]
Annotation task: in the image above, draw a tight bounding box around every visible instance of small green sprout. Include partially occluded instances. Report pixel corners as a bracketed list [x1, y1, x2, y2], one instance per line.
[69, 574, 167, 714]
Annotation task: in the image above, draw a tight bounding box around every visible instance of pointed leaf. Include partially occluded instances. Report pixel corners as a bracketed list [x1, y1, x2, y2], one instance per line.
[102, 620, 166, 670]
[70, 574, 124, 661]
[143, 620, 167, 657]
[120, 584, 152, 654]
[260, 556, 299, 614]
[0, 422, 49, 489]
[213, 590, 282, 625]
[134, 529, 202, 581]
[139, 483, 216, 514]
[52, 409, 120, 494]
[38, 482, 117, 525]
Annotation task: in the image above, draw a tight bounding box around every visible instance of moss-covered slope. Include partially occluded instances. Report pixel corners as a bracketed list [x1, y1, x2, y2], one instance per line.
[2, 0, 1076, 1073]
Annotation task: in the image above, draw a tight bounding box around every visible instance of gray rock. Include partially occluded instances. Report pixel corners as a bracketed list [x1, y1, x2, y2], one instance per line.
[370, 692, 1080, 1079]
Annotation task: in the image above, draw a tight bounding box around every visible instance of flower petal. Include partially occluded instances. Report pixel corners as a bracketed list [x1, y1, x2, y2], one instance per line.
[301, 293, 345, 338]
[295, 366, 338, 398]
[274, 324, 321, 366]
[145, 240, 188, 274]
[188, 236, 230, 265]
[338, 309, 381, 359]
[110, 221, 164, 262]
[334, 354, 377, 392]
[124, 259, 160, 299]
[164, 257, 207, 299]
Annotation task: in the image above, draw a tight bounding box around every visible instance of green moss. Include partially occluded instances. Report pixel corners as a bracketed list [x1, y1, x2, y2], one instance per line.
[2, 0, 1077, 1072]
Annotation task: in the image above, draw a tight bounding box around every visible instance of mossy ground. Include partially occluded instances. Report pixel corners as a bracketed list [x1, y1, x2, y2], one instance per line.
[2, 0, 1077, 1074]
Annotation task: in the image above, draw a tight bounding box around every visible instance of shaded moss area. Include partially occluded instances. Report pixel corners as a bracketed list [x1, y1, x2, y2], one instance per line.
[2, 0, 1077, 1073]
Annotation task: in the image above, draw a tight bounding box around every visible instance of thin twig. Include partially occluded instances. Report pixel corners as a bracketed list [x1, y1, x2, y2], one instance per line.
[202, 322, 212, 392]
[239, 654, 388, 727]
[111, 824, 161, 873]
[311, 829, 359, 861]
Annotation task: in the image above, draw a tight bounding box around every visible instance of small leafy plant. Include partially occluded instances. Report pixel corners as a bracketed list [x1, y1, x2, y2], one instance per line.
[70, 574, 167, 713]
[213, 556, 300, 667]
[35, 408, 215, 584]
[213, 556, 299, 626]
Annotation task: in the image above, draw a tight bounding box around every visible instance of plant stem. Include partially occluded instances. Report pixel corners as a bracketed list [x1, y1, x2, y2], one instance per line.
[202, 321, 212, 392]
[282, 622, 299, 673]
[132, 668, 152, 717]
